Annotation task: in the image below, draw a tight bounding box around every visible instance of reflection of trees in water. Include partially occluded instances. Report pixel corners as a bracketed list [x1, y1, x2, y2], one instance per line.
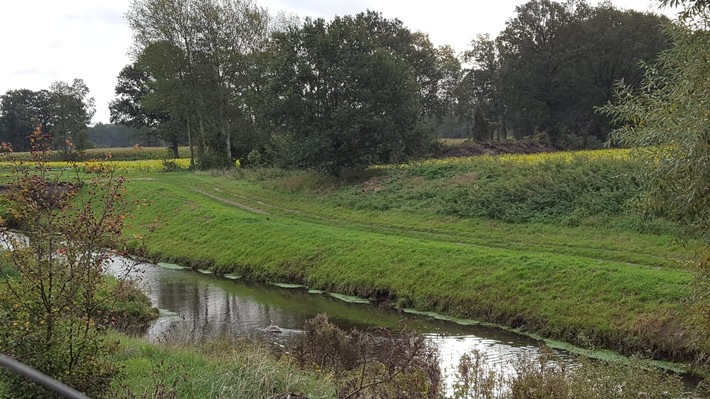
[147, 278, 304, 342]
[137, 266, 579, 391]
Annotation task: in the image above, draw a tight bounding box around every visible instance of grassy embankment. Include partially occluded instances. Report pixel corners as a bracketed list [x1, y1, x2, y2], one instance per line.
[112, 149, 704, 364]
[105, 333, 334, 398]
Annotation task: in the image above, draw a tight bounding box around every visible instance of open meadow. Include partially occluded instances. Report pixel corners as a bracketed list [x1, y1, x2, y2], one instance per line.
[0, 147, 706, 397]
[16, 148, 691, 364]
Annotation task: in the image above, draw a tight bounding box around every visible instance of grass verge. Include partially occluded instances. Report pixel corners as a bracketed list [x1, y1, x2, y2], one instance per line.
[107, 333, 335, 399]
[119, 163, 703, 363]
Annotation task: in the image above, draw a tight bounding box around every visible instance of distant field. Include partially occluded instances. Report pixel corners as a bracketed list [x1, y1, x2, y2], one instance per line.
[0, 158, 192, 173]
[439, 137, 468, 146]
[1, 146, 191, 162]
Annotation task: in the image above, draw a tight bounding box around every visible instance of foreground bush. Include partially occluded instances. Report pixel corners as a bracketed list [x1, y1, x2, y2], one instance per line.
[0, 128, 147, 398]
[290, 315, 688, 399]
[290, 314, 442, 398]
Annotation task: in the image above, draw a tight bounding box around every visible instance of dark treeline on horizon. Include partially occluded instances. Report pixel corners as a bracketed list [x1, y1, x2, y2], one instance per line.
[0, 0, 672, 172]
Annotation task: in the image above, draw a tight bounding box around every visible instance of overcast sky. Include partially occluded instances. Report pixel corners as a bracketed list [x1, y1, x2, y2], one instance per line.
[0, 0, 677, 125]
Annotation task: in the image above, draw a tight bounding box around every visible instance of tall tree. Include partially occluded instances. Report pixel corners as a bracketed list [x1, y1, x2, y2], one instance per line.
[126, 0, 205, 164]
[497, 0, 579, 141]
[0, 81, 94, 154]
[110, 56, 183, 157]
[126, 0, 271, 168]
[0, 89, 52, 151]
[110, 63, 163, 129]
[268, 11, 437, 174]
[433, 45, 464, 138]
[193, 0, 269, 166]
[459, 34, 503, 140]
[48, 79, 95, 154]
[490, 0, 669, 146]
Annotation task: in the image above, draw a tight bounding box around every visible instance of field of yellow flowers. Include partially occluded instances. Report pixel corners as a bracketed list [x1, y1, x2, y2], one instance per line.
[0, 158, 192, 173]
[376, 148, 632, 170]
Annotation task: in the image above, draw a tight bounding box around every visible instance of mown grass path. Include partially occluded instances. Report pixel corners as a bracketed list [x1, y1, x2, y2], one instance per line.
[124, 171, 702, 363]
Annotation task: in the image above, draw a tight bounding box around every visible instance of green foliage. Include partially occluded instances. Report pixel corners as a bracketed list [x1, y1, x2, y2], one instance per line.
[335, 153, 645, 228]
[600, 23, 710, 234]
[197, 150, 230, 170]
[0, 128, 143, 398]
[471, 105, 491, 141]
[440, 159, 639, 224]
[121, 169, 701, 361]
[48, 79, 95, 154]
[0, 257, 15, 280]
[0, 89, 52, 152]
[126, 0, 272, 167]
[492, 0, 670, 145]
[600, 15, 710, 365]
[0, 80, 95, 155]
[98, 277, 160, 330]
[267, 11, 439, 174]
[108, 334, 335, 399]
[244, 149, 263, 167]
[659, 0, 710, 19]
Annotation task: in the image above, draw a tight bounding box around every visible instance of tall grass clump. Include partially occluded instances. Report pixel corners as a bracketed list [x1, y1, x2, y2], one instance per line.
[108, 334, 335, 399]
[440, 157, 639, 225]
[289, 316, 688, 399]
[337, 149, 677, 231]
[289, 314, 442, 398]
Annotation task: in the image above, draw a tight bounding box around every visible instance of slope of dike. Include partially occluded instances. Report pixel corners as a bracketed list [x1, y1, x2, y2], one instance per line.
[123, 166, 704, 365]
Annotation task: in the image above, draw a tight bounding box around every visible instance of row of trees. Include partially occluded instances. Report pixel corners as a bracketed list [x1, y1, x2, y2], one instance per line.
[0, 85, 160, 153]
[455, 0, 670, 147]
[0, 80, 95, 153]
[113, 0, 673, 173]
[115, 0, 453, 173]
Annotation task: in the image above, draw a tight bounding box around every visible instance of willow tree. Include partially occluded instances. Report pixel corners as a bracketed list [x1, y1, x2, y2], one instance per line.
[599, 23, 709, 231]
[600, 13, 710, 359]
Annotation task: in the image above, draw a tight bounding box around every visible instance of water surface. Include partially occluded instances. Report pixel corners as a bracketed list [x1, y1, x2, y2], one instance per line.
[108, 257, 554, 376]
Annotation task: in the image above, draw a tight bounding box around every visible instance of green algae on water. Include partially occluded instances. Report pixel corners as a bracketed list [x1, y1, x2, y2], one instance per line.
[329, 293, 370, 304]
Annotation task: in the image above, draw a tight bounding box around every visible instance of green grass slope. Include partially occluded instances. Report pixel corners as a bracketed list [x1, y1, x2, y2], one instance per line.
[121, 157, 703, 363]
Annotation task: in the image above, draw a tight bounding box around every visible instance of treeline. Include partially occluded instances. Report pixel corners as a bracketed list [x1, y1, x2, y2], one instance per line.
[0, 1, 673, 171]
[0, 83, 170, 153]
[112, 0, 670, 173]
[0, 79, 95, 153]
[457, 1, 670, 148]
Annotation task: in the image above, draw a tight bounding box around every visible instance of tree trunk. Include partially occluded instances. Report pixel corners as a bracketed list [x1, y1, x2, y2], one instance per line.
[187, 115, 195, 169]
[170, 140, 179, 158]
[219, 107, 232, 168]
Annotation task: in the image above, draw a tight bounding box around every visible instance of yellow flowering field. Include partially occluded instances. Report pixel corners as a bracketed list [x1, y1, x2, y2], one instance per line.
[0, 147, 192, 162]
[374, 148, 632, 170]
[0, 158, 191, 173]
